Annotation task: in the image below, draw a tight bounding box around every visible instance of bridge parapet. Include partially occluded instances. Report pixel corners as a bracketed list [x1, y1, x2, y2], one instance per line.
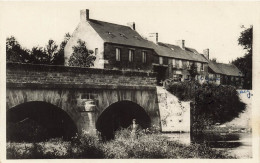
[6, 62, 157, 89]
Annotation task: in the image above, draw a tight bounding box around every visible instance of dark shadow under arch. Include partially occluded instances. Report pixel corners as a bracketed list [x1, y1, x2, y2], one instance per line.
[96, 100, 151, 140]
[7, 101, 77, 142]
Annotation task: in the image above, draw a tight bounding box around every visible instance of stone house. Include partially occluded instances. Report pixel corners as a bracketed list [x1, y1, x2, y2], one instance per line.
[153, 41, 209, 84]
[201, 51, 244, 87]
[65, 9, 158, 71]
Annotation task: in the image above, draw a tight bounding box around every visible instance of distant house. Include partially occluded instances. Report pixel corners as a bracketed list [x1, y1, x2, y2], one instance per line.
[201, 52, 244, 87]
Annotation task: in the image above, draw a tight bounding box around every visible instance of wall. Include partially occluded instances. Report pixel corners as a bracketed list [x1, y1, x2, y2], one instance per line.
[6, 63, 157, 87]
[64, 21, 105, 68]
[103, 43, 157, 71]
[156, 86, 190, 132]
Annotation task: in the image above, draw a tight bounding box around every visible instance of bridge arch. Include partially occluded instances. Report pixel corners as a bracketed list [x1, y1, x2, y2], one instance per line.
[96, 100, 151, 140]
[7, 101, 78, 141]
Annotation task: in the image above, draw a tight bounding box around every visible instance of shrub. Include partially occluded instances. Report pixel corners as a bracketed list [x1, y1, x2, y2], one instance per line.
[7, 130, 233, 159]
[167, 81, 246, 131]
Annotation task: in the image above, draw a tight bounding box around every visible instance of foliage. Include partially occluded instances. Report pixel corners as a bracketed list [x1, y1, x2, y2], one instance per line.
[232, 26, 252, 89]
[6, 34, 70, 65]
[167, 80, 200, 101]
[52, 33, 71, 65]
[167, 81, 246, 130]
[68, 39, 96, 67]
[7, 119, 49, 142]
[6, 36, 31, 63]
[187, 63, 198, 81]
[7, 130, 233, 159]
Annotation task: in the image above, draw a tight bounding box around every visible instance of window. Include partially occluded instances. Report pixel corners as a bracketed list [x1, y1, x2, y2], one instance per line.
[201, 63, 204, 71]
[95, 48, 98, 56]
[187, 61, 190, 69]
[196, 62, 201, 72]
[142, 51, 147, 63]
[172, 59, 176, 67]
[176, 59, 179, 68]
[179, 60, 183, 68]
[116, 48, 121, 61]
[159, 57, 163, 65]
[129, 49, 134, 62]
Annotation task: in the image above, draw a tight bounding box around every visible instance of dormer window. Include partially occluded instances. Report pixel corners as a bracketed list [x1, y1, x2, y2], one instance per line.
[119, 33, 128, 39]
[107, 31, 116, 38]
[133, 36, 141, 40]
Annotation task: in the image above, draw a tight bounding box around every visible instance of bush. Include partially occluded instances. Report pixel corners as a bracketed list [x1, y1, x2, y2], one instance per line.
[167, 81, 246, 131]
[7, 130, 233, 159]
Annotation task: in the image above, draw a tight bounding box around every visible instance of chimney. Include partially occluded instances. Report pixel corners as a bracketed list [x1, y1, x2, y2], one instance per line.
[127, 22, 136, 30]
[203, 49, 209, 59]
[80, 9, 89, 21]
[156, 33, 158, 44]
[176, 40, 185, 49]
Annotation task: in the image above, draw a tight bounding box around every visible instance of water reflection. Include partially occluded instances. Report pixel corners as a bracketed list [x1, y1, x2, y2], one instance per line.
[164, 132, 252, 158]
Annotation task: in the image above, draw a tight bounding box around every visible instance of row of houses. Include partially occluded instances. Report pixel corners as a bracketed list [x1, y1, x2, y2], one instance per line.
[64, 9, 244, 87]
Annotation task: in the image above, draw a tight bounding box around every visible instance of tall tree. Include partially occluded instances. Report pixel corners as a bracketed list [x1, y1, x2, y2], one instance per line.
[68, 39, 96, 67]
[52, 33, 71, 65]
[45, 39, 58, 64]
[232, 26, 252, 89]
[6, 36, 31, 63]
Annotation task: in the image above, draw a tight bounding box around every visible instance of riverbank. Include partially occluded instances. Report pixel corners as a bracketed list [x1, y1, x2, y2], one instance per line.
[7, 130, 234, 159]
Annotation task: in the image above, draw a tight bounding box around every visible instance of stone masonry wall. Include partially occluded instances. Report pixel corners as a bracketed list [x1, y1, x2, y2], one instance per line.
[6, 62, 157, 88]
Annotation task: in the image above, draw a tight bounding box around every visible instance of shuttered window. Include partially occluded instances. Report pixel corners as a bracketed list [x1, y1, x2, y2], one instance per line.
[129, 49, 134, 62]
[142, 51, 147, 63]
[116, 48, 121, 61]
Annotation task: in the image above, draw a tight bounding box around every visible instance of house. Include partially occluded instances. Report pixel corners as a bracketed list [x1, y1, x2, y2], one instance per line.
[150, 40, 209, 84]
[201, 51, 244, 87]
[65, 9, 158, 72]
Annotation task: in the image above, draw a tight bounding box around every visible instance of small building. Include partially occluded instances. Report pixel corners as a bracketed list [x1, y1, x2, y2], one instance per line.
[201, 51, 244, 87]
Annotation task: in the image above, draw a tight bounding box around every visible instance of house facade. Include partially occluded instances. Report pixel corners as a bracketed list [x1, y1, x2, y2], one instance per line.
[65, 9, 158, 72]
[65, 9, 243, 87]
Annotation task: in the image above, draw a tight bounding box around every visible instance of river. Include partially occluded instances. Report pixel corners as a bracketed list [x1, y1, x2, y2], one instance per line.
[163, 132, 252, 159]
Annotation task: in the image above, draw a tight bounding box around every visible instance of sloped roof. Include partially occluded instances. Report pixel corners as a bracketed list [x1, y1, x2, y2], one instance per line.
[88, 19, 154, 49]
[208, 61, 224, 74]
[153, 42, 208, 63]
[217, 63, 243, 77]
[206, 58, 243, 77]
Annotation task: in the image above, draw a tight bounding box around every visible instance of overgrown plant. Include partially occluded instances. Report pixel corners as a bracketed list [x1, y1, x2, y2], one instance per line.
[166, 81, 246, 131]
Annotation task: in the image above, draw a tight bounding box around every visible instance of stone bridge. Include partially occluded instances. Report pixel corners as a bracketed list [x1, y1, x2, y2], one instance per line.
[6, 62, 160, 140]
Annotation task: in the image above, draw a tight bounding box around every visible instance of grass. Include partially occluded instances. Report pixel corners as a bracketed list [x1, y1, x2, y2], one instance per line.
[7, 129, 234, 159]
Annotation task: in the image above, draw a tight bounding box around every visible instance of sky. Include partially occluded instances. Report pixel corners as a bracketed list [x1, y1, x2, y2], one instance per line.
[1, 1, 259, 63]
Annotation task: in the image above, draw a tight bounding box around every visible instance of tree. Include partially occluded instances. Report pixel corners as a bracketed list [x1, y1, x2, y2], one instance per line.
[45, 39, 58, 64]
[6, 36, 31, 63]
[52, 33, 71, 65]
[188, 63, 198, 81]
[68, 39, 96, 67]
[31, 46, 49, 64]
[232, 26, 252, 89]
